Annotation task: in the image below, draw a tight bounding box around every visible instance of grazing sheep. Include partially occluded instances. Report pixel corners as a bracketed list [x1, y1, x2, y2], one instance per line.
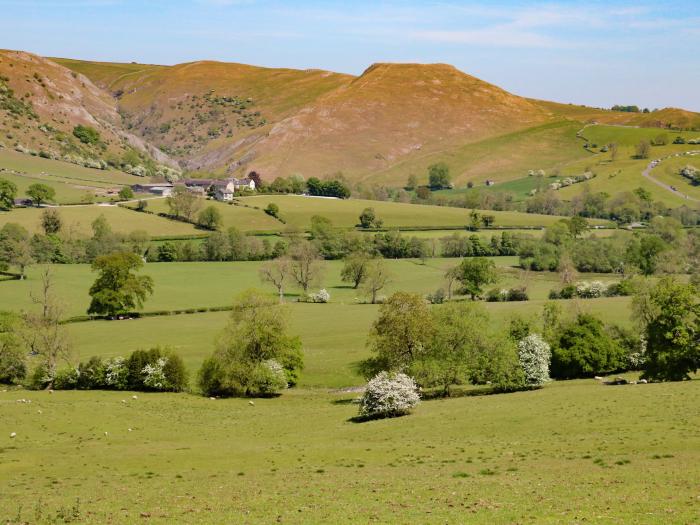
[10, 432, 17, 438]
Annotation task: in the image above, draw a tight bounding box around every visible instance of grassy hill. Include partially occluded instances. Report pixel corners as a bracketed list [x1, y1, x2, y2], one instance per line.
[2, 50, 697, 197]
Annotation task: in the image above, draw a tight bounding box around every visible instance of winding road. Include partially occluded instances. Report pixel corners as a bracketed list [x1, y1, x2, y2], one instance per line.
[641, 151, 700, 203]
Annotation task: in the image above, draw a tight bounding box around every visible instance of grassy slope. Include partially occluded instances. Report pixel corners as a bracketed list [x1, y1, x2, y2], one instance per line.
[0, 205, 198, 236]
[238, 195, 612, 229]
[126, 198, 282, 232]
[0, 149, 147, 204]
[371, 120, 590, 187]
[652, 152, 700, 200]
[556, 126, 700, 206]
[2, 380, 698, 523]
[50, 58, 166, 90]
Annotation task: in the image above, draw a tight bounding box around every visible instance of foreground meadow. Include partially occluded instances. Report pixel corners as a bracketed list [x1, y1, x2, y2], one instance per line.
[1, 380, 698, 524]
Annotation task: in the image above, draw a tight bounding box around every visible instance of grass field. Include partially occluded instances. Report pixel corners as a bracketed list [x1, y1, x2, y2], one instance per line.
[0, 205, 198, 237]
[125, 198, 282, 233]
[435, 175, 545, 201]
[1, 258, 624, 318]
[2, 378, 698, 523]
[1, 261, 630, 388]
[237, 195, 612, 230]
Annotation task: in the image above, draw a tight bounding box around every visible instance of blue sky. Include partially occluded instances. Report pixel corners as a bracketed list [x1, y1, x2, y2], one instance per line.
[2, 0, 699, 110]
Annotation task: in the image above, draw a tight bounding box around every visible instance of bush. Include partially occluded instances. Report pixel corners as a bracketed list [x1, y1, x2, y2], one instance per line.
[426, 288, 446, 304]
[72, 125, 100, 145]
[53, 367, 80, 390]
[576, 281, 607, 298]
[77, 356, 106, 389]
[550, 314, 628, 379]
[604, 278, 635, 297]
[0, 313, 25, 384]
[306, 289, 330, 303]
[359, 372, 420, 419]
[486, 287, 529, 302]
[518, 334, 551, 386]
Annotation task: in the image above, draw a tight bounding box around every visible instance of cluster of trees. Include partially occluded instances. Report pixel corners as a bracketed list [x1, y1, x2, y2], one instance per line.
[198, 290, 304, 397]
[354, 278, 698, 411]
[519, 216, 696, 275]
[0, 178, 57, 208]
[256, 173, 351, 199]
[0, 212, 155, 275]
[359, 293, 535, 397]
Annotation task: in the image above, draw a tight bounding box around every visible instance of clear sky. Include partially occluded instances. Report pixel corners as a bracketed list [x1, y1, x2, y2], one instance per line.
[2, 0, 699, 111]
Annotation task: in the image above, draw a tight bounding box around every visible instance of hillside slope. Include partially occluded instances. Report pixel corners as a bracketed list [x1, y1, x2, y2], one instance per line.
[0, 50, 172, 167]
[8, 51, 700, 190]
[248, 63, 553, 182]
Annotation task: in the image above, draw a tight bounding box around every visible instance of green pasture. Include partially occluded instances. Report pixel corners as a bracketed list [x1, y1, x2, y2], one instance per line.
[581, 124, 698, 148]
[0, 149, 142, 185]
[237, 195, 612, 230]
[0, 205, 198, 237]
[652, 152, 700, 200]
[125, 198, 283, 233]
[0, 258, 623, 318]
[0, 171, 96, 205]
[2, 260, 630, 388]
[434, 175, 544, 201]
[2, 377, 698, 523]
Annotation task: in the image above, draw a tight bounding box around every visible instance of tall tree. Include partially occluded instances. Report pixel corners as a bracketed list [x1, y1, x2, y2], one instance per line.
[634, 278, 700, 381]
[341, 252, 371, 289]
[198, 290, 304, 396]
[0, 223, 33, 279]
[288, 241, 324, 293]
[26, 183, 55, 207]
[366, 292, 432, 374]
[21, 268, 72, 385]
[167, 186, 201, 221]
[361, 259, 391, 304]
[198, 205, 223, 230]
[454, 257, 498, 300]
[87, 252, 154, 317]
[41, 208, 62, 235]
[414, 302, 491, 396]
[0, 178, 17, 210]
[428, 162, 451, 189]
[259, 257, 291, 302]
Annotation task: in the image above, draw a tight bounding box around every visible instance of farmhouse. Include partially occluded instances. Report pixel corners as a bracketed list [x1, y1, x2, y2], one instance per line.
[212, 179, 236, 201]
[232, 177, 256, 191]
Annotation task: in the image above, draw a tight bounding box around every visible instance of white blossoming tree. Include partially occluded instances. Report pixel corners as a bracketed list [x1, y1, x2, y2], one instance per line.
[517, 334, 551, 386]
[359, 372, 420, 418]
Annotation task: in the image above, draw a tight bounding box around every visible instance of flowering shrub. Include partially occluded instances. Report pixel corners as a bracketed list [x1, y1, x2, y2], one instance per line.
[105, 357, 129, 390]
[517, 334, 551, 386]
[142, 357, 169, 390]
[307, 289, 330, 303]
[359, 372, 420, 418]
[486, 287, 529, 302]
[254, 359, 288, 394]
[627, 336, 647, 370]
[575, 281, 607, 298]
